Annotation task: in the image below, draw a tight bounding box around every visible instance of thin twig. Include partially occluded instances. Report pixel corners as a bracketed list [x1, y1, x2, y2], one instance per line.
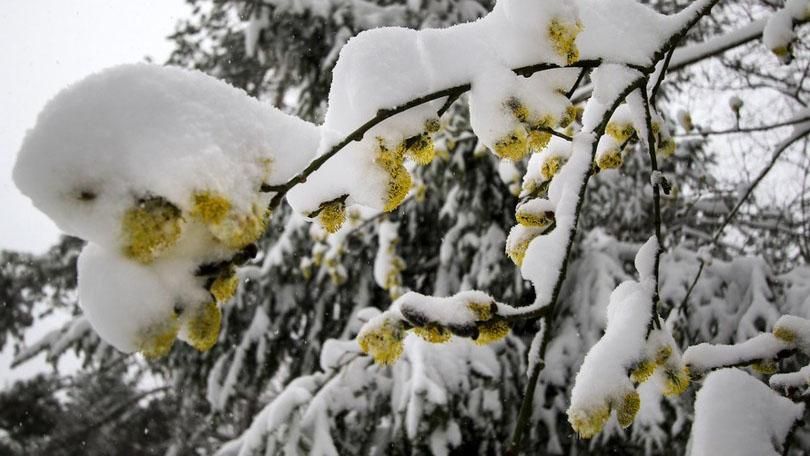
[641, 84, 664, 331]
[675, 116, 810, 138]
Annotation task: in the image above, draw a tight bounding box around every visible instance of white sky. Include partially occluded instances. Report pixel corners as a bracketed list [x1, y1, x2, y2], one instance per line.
[0, 0, 189, 255]
[0, 0, 190, 385]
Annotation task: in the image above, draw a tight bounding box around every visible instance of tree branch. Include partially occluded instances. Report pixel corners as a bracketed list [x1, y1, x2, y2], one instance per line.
[676, 126, 810, 313]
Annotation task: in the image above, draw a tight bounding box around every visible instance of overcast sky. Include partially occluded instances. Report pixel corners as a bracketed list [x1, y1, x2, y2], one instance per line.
[0, 0, 189, 254]
[0, 0, 190, 384]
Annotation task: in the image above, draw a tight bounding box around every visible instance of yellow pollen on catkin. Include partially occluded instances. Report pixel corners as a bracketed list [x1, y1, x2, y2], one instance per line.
[616, 390, 641, 428]
[318, 199, 346, 234]
[494, 128, 529, 161]
[425, 118, 441, 133]
[505, 97, 529, 122]
[210, 270, 239, 303]
[630, 359, 657, 384]
[375, 140, 412, 212]
[568, 404, 611, 439]
[659, 137, 676, 158]
[185, 301, 222, 352]
[467, 301, 494, 321]
[137, 316, 180, 359]
[772, 46, 790, 58]
[121, 197, 183, 264]
[662, 366, 691, 396]
[528, 129, 552, 153]
[405, 133, 436, 165]
[191, 191, 231, 225]
[329, 267, 347, 286]
[541, 156, 564, 180]
[507, 238, 532, 267]
[358, 319, 406, 365]
[516, 208, 554, 228]
[751, 360, 778, 375]
[596, 148, 623, 170]
[412, 325, 452, 344]
[773, 325, 797, 343]
[606, 122, 635, 143]
[559, 105, 579, 128]
[548, 18, 582, 65]
[475, 318, 511, 345]
[655, 345, 673, 365]
[210, 205, 268, 249]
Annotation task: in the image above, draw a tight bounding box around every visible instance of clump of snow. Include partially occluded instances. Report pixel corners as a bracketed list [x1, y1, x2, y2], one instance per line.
[567, 276, 652, 436]
[14, 64, 320, 356]
[287, 0, 585, 215]
[576, 0, 681, 66]
[762, 0, 809, 61]
[78, 243, 207, 355]
[690, 368, 803, 456]
[14, 63, 319, 257]
[683, 333, 791, 374]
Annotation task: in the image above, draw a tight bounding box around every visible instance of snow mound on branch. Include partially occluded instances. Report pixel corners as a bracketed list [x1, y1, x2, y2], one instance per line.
[691, 368, 803, 456]
[287, 0, 581, 214]
[14, 63, 320, 255]
[78, 243, 208, 354]
[14, 64, 323, 356]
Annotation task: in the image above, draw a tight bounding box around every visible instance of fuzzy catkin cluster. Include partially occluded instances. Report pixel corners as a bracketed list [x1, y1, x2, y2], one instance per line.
[13, 64, 323, 357]
[357, 292, 512, 365]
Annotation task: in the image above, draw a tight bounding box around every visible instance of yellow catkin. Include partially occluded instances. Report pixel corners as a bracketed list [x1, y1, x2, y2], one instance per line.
[516, 208, 554, 228]
[541, 156, 564, 180]
[384, 268, 402, 291]
[606, 122, 635, 143]
[494, 128, 530, 161]
[548, 18, 582, 65]
[651, 121, 661, 138]
[475, 318, 511, 345]
[559, 105, 579, 128]
[358, 320, 405, 365]
[616, 390, 641, 428]
[121, 197, 183, 264]
[191, 190, 231, 225]
[773, 325, 796, 343]
[568, 404, 611, 439]
[258, 157, 273, 182]
[412, 325, 452, 344]
[210, 270, 239, 303]
[505, 97, 529, 122]
[506, 237, 534, 267]
[467, 300, 494, 321]
[658, 138, 676, 158]
[528, 129, 552, 153]
[318, 199, 346, 234]
[329, 267, 347, 286]
[185, 301, 222, 352]
[596, 149, 623, 170]
[300, 262, 312, 280]
[751, 360, 778, 375]
[405, 133, 436, 165]
[213, 205, 268, 249]
[772, 46, 790, 59]
[375, 141, 412, 212]
[138, 316, 180, 359]
[662, 366, 691, 396]
[630, 359, 657, 384]
[425, 118, 441, 134]
[655, 345, 673, 365]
